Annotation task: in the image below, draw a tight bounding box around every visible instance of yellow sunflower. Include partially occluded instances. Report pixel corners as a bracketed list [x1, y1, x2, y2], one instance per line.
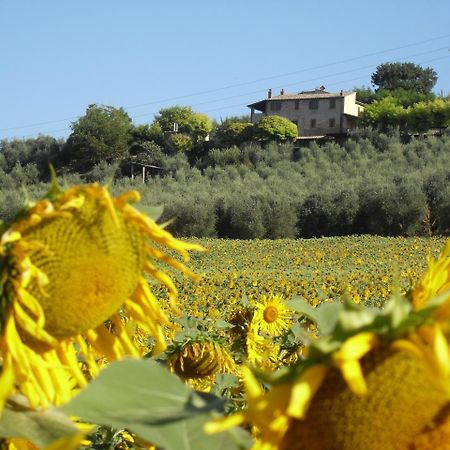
[245, 321, 281, 371]
[0, 182, 204, 410]
[253, 294, 292, 336]
[207, 258, 450, 449]
[412, 240, 450, 309]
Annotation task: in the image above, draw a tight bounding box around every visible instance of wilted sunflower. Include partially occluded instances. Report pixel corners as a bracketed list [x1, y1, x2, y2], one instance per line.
[168, 337, 236, 391]
[207, 243, 450, 450]
[253, 294, 292, 337]
[0, 182, 204, 409]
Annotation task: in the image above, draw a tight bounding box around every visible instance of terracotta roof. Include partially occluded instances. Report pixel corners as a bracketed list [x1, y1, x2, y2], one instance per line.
[248, 90, 355, 109]
[272, 90, 352, 100]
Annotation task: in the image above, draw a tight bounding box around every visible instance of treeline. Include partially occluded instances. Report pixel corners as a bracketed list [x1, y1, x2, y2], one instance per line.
[2, 129, 450, 238]
[358, 96, 450, 132]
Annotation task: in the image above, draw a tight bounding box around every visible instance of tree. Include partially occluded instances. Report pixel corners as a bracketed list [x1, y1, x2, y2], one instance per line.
[254, 115, 298, 142]
[359, 97, 407, 131]
[213, 119, 253, 147]
[153, 106, 213, 142]
[371, 62, 437, 94]
[65, 104, 132, 170]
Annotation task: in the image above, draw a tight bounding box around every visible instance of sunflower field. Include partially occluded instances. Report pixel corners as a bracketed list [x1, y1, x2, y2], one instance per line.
[1, 180, 450, 450]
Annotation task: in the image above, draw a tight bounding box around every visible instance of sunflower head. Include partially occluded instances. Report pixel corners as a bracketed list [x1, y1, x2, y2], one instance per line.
[252, 293, 292, 337]
[168, 337, 236, 381]
[0, 182, 204, 409]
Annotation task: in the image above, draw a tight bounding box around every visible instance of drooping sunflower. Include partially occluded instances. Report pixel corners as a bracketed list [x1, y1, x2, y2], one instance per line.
[252, 294, 292, 337]
[0, 182, 204, 410]
[207, 243, 450, 450]
[168, 337, 236, 391]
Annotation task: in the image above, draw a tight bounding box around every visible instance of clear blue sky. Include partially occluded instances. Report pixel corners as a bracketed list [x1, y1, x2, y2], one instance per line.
[1, 0, 450, 140]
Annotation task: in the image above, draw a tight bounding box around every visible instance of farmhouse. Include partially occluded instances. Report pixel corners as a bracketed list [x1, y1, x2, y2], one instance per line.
[248, 88, 364, 139]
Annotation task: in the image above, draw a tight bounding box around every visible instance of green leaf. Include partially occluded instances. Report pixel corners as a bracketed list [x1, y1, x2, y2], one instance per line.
[285, 296, 318, 322]
[214, 318, 234, 330]
[62, 359, 250, 450]
[314, 302, 342, 335]
[213, 374, 239, 391]
[381, 294, 412, 329]
[290, 321, 312, 344]
[240, 294, 249, 307]
[0, 396, 80, 448]
[334, 300, 376, 336]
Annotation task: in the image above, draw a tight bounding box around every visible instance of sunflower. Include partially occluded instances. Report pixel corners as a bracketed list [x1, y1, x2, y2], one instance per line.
[206, 242, 450, 449]
[168, 337, 236, 391]
[245, 321, 281, 371]
[0, 182, 204, 410]
[412, 240, 450, 309]
[252, 294, 292, 337]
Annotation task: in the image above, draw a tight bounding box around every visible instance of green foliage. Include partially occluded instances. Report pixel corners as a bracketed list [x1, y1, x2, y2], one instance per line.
[154, 106, 213, 142]
[361, 97, 450, 133]
[375, 88, 435, 108]
[62, 359, 250, 450]
[129, 140, 165, 166]
[359, 97, 407, 131]
[0, 136, 63, 178]
[167, 133, 195, 153]
[65, 104, 132, 171]
[0, 399, 81, 448]
[371, 62, 438, 94]
[354, 85, 376, 104]
[207, 147, 242, 167]
[254, 115, 298, 142]
[213, 120, 253, 147]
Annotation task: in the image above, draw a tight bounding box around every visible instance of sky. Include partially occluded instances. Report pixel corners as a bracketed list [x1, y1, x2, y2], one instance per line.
[1, 0, 450, 140]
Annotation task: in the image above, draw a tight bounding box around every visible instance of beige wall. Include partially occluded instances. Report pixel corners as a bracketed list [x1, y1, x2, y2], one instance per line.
[265, 96, 345, 136]
[343, 92, 364, 116]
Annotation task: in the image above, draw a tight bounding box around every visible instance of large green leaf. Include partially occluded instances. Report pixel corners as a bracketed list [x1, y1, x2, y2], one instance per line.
[0, 396, 80, 448]
[285, 296, 318, 322]
[62, 359, 250, 450]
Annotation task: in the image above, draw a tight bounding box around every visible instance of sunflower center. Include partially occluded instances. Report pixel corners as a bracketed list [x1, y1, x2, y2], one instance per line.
[20, 197, 146, 339]
[280, 347, 449, 450]
[263, 306, 279, 323]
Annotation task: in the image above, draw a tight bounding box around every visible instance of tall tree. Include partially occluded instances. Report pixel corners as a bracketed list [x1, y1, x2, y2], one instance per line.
[65, 104, 132, 170]
[371, 62, 437, 94]
[153, 106, 212, 142]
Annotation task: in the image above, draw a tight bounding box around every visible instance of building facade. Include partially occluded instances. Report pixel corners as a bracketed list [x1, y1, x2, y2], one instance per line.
[248, 89, 364, 139]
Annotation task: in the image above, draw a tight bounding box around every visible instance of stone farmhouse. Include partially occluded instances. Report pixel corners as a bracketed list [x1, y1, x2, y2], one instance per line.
[248, 88, 365, 139]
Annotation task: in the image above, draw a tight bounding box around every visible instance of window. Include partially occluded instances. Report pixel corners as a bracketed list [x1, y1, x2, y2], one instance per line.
[309, 99, 319, 110]
[329, 98, 336, 109]
[310, 119, 316, 128]
[329, 118, 336, 128]
[270, 101, 282, 111]
[295, 100, 300, 110]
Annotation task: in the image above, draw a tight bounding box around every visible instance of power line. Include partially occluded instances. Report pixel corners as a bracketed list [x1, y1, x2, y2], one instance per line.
[128, 52, 450, 119]
[2, 34, 450, 132]
[16, 52, 450, 139]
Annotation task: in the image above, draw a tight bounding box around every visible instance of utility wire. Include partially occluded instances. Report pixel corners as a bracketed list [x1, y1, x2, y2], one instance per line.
[2, 34, 450, 132]
[127, 52, 450, 119]
[17, 52, 450, 139]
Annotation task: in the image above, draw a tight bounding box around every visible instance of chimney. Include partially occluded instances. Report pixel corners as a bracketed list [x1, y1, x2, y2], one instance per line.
[268, 88, 272, 99]
[340, 90, 344, 96]
[280, 89, 285, 95]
